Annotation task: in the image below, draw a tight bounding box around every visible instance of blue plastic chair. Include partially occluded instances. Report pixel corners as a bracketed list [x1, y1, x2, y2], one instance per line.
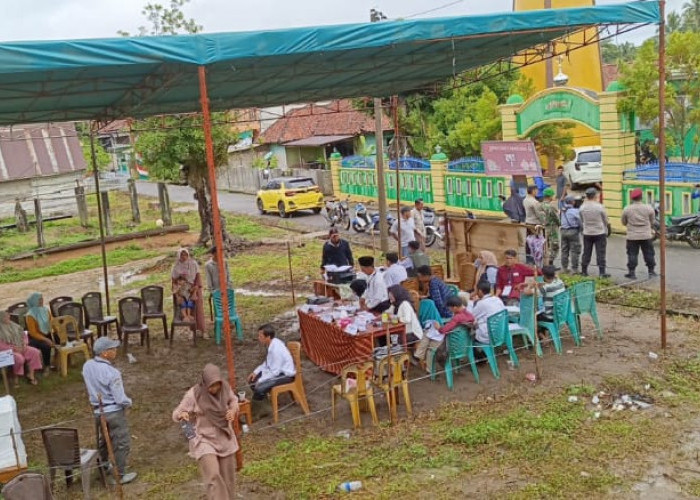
[571, 281, 603, 339]
[212, 289, 243, 343]
[434, 326, 472, 390]
[509, 294, 543, 362]
[466, 309, 512, 382]
[537, 290, 580, 353]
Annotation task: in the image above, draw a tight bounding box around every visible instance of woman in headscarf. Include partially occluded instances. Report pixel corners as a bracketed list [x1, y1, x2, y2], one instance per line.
[474, 250, 499, 291]
[387, 285, 423, 347]
[171, 248, 205, 334]
[25, 292, 55, 371]
[0, 311, 42, 386]
[173, 364, 239, 500]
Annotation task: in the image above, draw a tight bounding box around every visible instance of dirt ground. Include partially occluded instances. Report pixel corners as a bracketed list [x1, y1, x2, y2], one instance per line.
[1, 232, 696, 499]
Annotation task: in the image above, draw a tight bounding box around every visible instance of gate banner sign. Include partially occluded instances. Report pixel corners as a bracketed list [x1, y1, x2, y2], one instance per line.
[481, 141, 542, 176]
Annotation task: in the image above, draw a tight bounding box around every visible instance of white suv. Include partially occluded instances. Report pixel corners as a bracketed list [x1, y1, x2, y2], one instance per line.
[564, 146, 602, 187]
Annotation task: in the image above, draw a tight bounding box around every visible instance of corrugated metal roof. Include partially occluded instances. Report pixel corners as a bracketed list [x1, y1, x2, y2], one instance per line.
[0, 123, 87, 182]
[283, 135, 354, 147]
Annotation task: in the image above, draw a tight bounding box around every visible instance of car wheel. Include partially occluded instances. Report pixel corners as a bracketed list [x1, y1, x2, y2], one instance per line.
[278, 202, 288, 218]
[312, 207, 322, 214]
[256, 198, 265, 214]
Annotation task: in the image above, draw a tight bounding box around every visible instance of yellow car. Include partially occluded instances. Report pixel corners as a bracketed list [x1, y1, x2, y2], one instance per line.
[256, 177, 324, 218]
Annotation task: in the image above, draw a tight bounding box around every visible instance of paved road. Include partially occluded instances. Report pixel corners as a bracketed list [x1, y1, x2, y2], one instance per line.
[136, 181, 700, 296]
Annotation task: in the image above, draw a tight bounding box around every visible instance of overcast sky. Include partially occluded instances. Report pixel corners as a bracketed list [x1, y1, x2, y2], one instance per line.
[0, 0, 685, 44]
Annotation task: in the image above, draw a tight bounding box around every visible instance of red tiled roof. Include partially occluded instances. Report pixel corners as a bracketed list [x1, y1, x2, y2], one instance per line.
[602, 63, 620, 90]
[260, 99, 391, 144]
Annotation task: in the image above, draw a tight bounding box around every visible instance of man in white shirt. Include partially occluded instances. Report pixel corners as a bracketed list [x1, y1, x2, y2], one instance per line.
[357, 255, 390, 313]
[247, 324, 296, 400]
[469, 281, 506, 344]
[411, 198, 426, 250]
[390, 206, 416, 257]
[383, 252, 408, 288]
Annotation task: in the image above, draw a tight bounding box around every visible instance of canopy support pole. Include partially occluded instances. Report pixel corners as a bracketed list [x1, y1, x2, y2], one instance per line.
[658, 1, 668, 350]
[89, 128, 111, 315]
[393, 96, 401, 256]
[198, 66, 236, 384]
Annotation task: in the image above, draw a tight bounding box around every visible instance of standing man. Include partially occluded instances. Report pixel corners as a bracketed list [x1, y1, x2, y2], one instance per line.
[621, 188, 656, 279]
[247, 324, 296, 402]
[555, 165, 567, 200]
[390, 206, 415, 257]
[559, 195, 582, 274]
[412, 198, 426, 250]
[579, 187, 610, 278]
[523, 186, 543, 226]
[406, 240, 430, 276]
[82, 337, 137, 485]
[541, 188, 560, 266]
[320, 227, 354, 272]
[357, 256, 390, 313]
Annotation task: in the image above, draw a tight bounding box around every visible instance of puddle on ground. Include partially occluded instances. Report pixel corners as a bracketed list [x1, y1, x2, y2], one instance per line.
[235, 288, 287, 297]
[98, 270, 147, 288]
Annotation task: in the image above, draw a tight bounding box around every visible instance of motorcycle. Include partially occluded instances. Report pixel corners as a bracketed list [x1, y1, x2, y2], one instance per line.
[425, 209, 474, 248]
[351, 202, 396, 233]
[324, 197, 350, 230]
[423, 207, 438, 247]
[654, 202, 700, 248]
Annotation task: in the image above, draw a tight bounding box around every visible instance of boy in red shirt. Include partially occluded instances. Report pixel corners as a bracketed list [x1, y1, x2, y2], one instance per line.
[495, 249, 534, 305]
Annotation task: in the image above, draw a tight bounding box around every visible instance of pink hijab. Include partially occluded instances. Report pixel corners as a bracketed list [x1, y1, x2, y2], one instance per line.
[171, 248, 199, 284]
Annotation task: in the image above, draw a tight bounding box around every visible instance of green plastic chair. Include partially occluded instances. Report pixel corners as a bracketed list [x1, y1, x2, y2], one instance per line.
[466, 309, 512, 382]
[537, 289, 580, 354]
[510, 293, 543, 361]
[212, 289, 243, 343]
[433, 326, 472, 390]
[572, 280, 602, 339]
[446, 284, 460, 298]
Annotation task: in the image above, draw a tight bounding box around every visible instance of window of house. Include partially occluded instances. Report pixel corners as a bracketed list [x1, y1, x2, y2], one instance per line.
[464, 179, 472, 197]
[486, 181, 493, 198]
[424, 176, 431, 192]
[497, 181, 504, 197]
[645, 190, 654, 205]
[476, 180, 482, 197]
[455, 177, 462, 195]
[665, 192, 672, 214]
[683, 192, 692, 215]
[447, 177, 453, 195]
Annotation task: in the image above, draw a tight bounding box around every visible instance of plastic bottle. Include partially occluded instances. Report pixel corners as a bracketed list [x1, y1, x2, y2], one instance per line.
[338, 481, 362, 492]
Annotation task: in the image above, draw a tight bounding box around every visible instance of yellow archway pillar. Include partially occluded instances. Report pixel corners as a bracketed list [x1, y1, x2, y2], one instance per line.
[429, 149, 448, 211]
[599, 90, 635, 231]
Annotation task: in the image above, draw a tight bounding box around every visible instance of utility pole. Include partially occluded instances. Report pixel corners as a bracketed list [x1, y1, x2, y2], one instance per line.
[371, 8, 389, 253]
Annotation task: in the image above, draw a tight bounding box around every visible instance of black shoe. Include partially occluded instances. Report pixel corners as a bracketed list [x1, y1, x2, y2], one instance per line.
[649, 270, 658, 277]
[600, 274, 611, 279]
[624, 272, 637, 279]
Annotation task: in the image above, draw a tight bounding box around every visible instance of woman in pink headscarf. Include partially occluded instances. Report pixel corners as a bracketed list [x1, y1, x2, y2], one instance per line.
[173, 364, 239, 500]
[171, 248, 206, 334]
[0, 310, 42, 386]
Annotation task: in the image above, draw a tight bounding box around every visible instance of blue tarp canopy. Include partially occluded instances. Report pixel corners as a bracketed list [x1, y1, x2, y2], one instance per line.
[0, 1, 659, 125]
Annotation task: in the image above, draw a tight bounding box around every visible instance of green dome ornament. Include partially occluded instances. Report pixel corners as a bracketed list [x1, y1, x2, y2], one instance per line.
[329, 148, 342, 160]
[431, 145, 448, 161]
[506, 94, 524, 105]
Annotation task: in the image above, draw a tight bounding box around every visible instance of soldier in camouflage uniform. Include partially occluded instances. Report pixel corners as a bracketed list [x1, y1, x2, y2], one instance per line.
[541, 188, 560, 266]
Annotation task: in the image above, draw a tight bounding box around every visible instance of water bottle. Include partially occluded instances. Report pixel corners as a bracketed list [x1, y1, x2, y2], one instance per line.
[338, 481, 362, 492]
[180, 420, 196, 440]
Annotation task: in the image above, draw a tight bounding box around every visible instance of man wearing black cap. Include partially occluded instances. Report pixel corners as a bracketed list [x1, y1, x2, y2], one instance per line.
[82, 337, 137, 485]
[579, 187, 610, 278]
[357, 255, 390, 313]
[622, 188, 656, 279]
[320, 227, 354, 272]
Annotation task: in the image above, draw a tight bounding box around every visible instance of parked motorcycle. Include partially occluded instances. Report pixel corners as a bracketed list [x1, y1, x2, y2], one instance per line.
[324, 197, 350, 230]
[351, 202, 396, 233]
[654, 202, 700, 248]
[423, 207, 438, 247]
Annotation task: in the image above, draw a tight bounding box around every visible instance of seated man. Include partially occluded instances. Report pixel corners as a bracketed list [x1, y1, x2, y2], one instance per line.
[523, 265, 566, 324]
[416, 265, 454, 318]
[414, 296, 475, 372]
[383, 252, 408, 288]
[357, 256, 391, 313]
[495, 249, 534, 305]
[406, 240, 430, 277]
[471, 281, 506, 344]
[247, 324, 296, 401]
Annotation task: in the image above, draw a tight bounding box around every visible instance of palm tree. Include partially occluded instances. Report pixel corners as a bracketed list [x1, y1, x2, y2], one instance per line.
[683, 0, 700, 32]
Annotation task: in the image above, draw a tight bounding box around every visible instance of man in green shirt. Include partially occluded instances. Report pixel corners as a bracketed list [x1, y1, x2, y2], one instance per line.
[406, 240, 430, 276]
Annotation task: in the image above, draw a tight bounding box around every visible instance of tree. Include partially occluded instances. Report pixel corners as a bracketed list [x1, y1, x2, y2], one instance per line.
[75, 123, 112, 172]
[667, 11, 684, 35]
[601, 41, 638, 64]
[124, 1, 240, 248]
[683, 0, 700, 32]
[619, 32, 700, 162]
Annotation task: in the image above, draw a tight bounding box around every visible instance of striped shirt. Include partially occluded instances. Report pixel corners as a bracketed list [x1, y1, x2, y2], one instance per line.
[540, 278, 566, 318]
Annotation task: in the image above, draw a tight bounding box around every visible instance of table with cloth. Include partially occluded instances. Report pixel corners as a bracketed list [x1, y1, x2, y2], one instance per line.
[298, 305, 406, 375]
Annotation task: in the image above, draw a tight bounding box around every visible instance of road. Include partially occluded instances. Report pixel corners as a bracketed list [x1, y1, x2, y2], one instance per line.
[136, 181, 700, 297]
